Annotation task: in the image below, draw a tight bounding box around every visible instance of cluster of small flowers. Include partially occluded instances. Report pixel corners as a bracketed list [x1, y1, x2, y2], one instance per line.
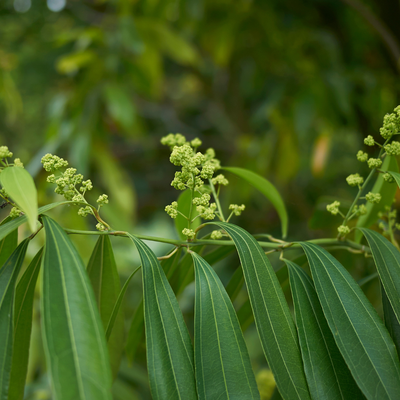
[41, 153, 108, 227]
[165, 201, 178, 218]
[9, 207, 21, 218]
[211, 230, 223, 239]
[365, 192, 381, 204]
[182, 228, 195, 239]
[0, 146, 24, 169]
[229, 204, 246, 216]
[346, 173, 364, 187]
[380, 105, 400, 139]
[326, 201, 340, 215]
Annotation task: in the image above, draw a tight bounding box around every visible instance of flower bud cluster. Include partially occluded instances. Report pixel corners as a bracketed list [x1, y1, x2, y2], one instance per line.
[367, 158, 382, 169]
[212, 174, 229, 186]
[161, 134, 221, 193]
[364, 136, 375, 146]
[97, 194, 109, 206]
[380, 105, 400, 139]
[384, 141, 400, 156]
[346, 173, 364, 187]
[0, 146, 13, 159]
[41, 154, 69, 172]
[326, 201, 340, 215]
[365, 192, 381, 204]
[229, 204, 246, 216]
[165, 201, 178, 219]
[383, 173, 395, 183]
[356, 151, 368, 162]
[9, 207, 21, 218]
[337, 225, 350, 235]
[197, 203, 217, 220]
[211, 230, 223, 239]
[353, 204, 367, 215]
[182, 228, 195, 239]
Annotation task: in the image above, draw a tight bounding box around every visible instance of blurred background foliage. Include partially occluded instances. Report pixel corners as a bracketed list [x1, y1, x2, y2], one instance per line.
[1, 0, 400, 398]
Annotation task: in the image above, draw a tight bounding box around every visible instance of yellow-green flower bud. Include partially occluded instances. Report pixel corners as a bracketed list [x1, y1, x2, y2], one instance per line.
[346, 173, 364, 187]
[13, 158, 24, 167]
[0, 146, 13, 159]
[383, 173, 395, 183]
[165, 201, 178, 218]
[97, 194, 109, 206]
[191, 138, 202, 148]
[96, 223, 107, 231]
[356, 150, 368, 162]
[212, 174, 229, 186]
[211, 230, 223, 239]
[229, 204, 246, 216]
[326, 201, 340, 215]
[367, 158, 382, 169]
[337, 225, 350, 235]
[364, 135, 375, 146]
[366, 192, 381, 204]
[182, 228, 195, 239]
[385, 141, 400, 156]
[9, 207, 21, 218]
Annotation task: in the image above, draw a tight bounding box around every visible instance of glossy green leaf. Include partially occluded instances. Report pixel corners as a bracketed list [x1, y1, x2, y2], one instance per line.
[359, 228, 400, 326]
[237, 298, 254, 332]
[210, 222, 310, 400]
[286, 259, 364, 399]
[225, 266, 244, 301]
[0, 166, 38, 233]
[381, 283, 400, 356]
[105, 265, 140, 341]
[87, 236, 125, 379]
[125, 249, 181, 363]
[127, 233, 196, 399]
[191, 252, 260, 399]
[8, 248, 42, 400]
[300, 242, 400, 399]
[41, 215, 112, 400]
[0, 201, 73, 242]
[175, 189, 200, 240]
[0, 216, 18, 269]
[223, 167, 288, 238]
[0, 239, 29, 400]
[355, 156, 398, 242]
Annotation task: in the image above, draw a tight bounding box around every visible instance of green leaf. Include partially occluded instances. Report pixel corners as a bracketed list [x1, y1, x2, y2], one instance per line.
[355, 156, 398, 242]
[223, 167, 288, 238]
[0, 217, 18, 269]
[191, 252, 260, 399]
[286, 259, 364, 399]
[87, 236, 125, 380]
[125, 249, 182, 363]
[105, 266, 140, 341]
[0, 167, 38, 233]
[209, 222, 310, 400]
[237, 297, 254, 332]
[359, 228, 400, 326]
[300, 242, 400, 399]
[127, 234, 196, 399]
[225, 266, 244, 301]
[381, 283, 400, 356]
[174, 189, 200, 240]
[8, 248, 42, 400]
[0, 201, 74, 242]
[41, 215, 112, 400]
[0, 239, 29, 400]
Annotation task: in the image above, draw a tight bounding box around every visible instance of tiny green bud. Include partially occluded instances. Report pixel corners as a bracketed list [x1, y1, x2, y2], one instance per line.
[356, 150, 368, 162]
[182, 228, 195, 239]
[229, 204, 246, 216]
[384, 141, 400, 156]
[96, 223, 107, 231]
[358, 204, 367, 215]
[165, 201, 178, 218]
[211, 230, 223, 239]
[9, 207, 21, 218]
[78, 206, 92, 217]
[346, 173, 364, 187]
[365, 192, 381, 204]
[326, 201, 340, 215]
[0, 146, 13, 159]
[383, 172, 395, 183]
[367, 158, 382, 169]
[97, 194, 109, 206]
[212, 174, 229, 186]
[337, 225, 350, 235]
[364, 135, 375, 146]
[191, 138, 202, 148]
[13, 158, 24, 167]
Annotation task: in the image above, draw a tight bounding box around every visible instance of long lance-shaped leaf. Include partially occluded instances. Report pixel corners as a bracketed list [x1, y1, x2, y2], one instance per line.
[285, 259, 364, 399]
[105, 265, 141, 341]
[223, 167, 288, 238]
[87, 236, 124, 379]
[0, 217, 18, 269]
[381, 283, 400, 356]
[0, 239, 29, 400]
[0, 201, 73, 242]
[300, 242, 400, 399]
[125, 249, 181, 363]
[0, 166, 38, 232]
[209, 222, 311, 400]
[127, 234, 196, 399]
[41, 215, 112, 400]
[8, 248, 42, 400]
[191, 252, 260, 399]
[359, 228, 400, 326]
